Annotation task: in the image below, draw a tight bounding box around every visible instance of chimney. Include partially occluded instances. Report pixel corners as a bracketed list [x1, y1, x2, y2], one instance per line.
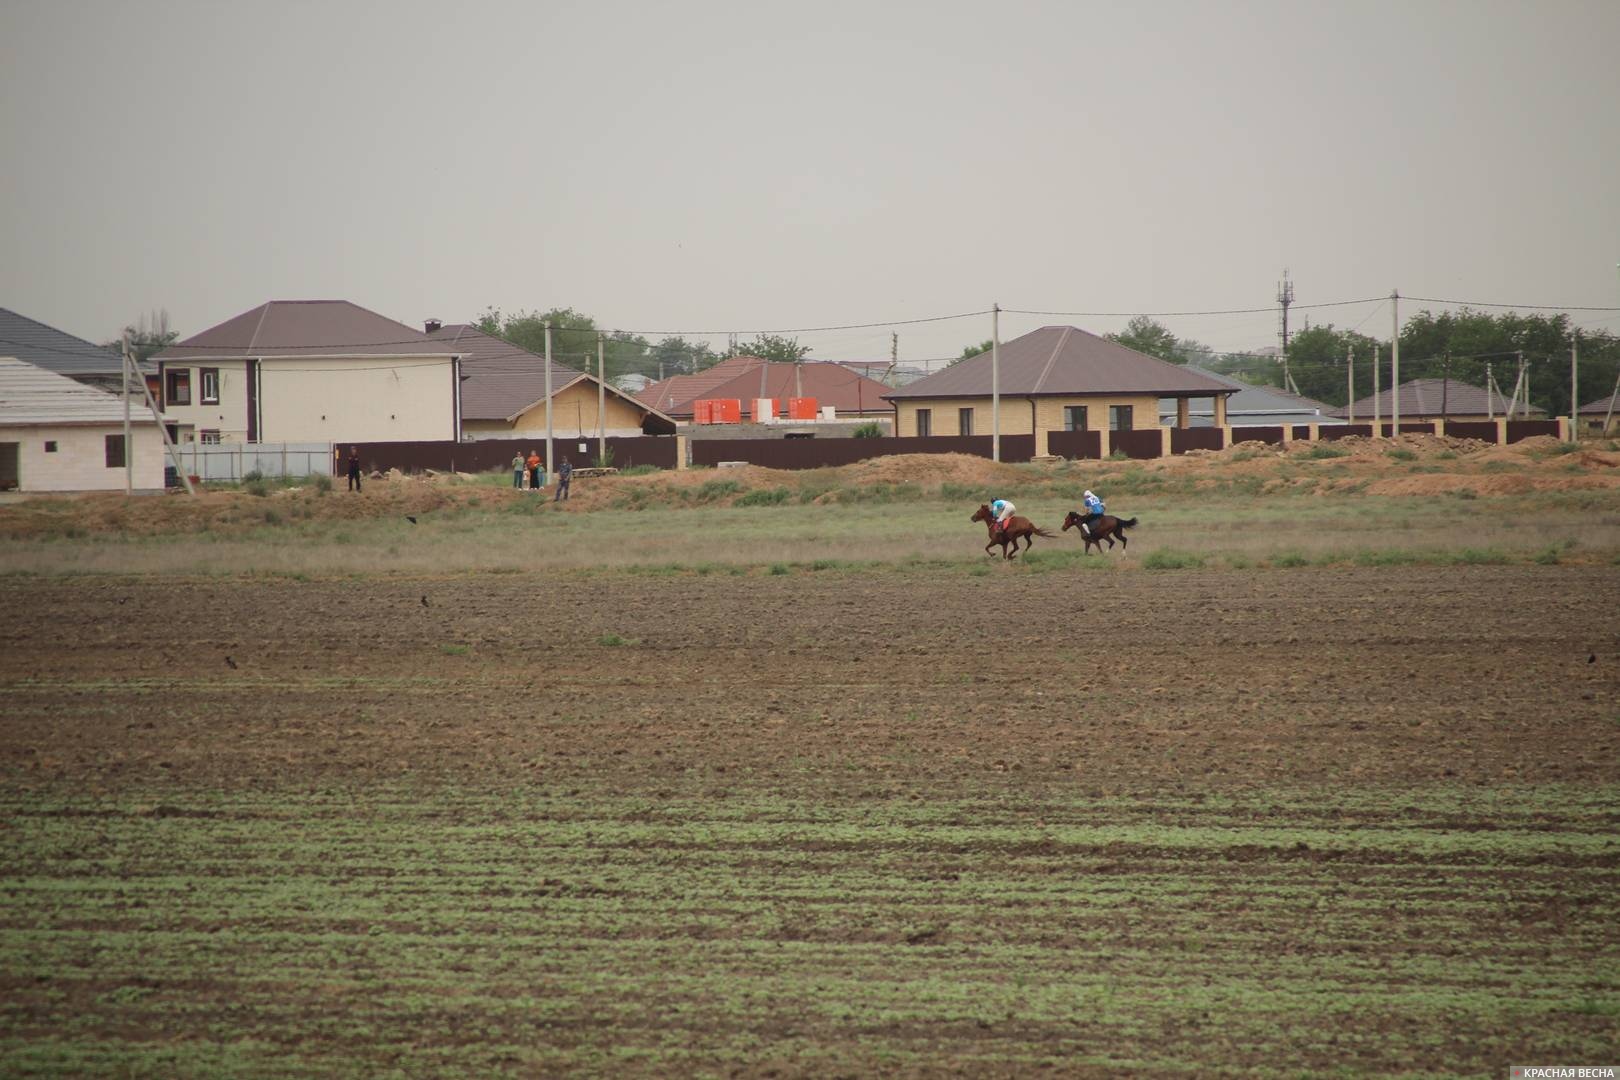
[424, 319, 442, 334]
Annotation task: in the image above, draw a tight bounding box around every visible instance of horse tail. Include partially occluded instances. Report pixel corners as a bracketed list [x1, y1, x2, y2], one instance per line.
[1117, 517, 1139, 531]
[1031, 527, 1059, 538]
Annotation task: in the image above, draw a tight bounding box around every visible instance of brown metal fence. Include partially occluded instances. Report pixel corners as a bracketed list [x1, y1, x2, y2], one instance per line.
[1504, 420, 1560, 443]
[689, 434, 1035, 470]
[347, 436, 678, 476]
[1230, 425, 1285, 445]
[1321, 424, 1372, 440]
[1047, 430, 1102, 459]
[1111, 429, 1164, 459]
[1170, 427, 1224, 453]
[1444, 422, 1499, 441]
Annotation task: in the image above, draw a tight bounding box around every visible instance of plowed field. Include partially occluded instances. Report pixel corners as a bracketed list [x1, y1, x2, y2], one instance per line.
[2, 565, 1618, 1077]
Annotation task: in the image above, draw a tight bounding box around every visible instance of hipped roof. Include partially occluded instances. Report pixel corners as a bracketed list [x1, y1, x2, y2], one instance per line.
[428, 323, 674, 428]
[883, 326, 1237, 400]
[0, 307, 147, 377]
[1328, 378, 1545, 419]
[157, 300, 457, 360]
[0, 357, 157, 426]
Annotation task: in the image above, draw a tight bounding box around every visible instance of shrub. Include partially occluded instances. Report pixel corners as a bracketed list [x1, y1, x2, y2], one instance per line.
[1272, 552, 1310, 568]
[852, 422, 884, 438]
[691, 479, 742, 503]
[618, 464, 659, 477]
[594, 444, 616, 469]
[1386, 448, 1417, 461]
[244, 477, 271, 498]
[1142, 550, 1206, 570]
[1297, 444, 1347, 460]
[735, 487, 791, 507]
[243, 469, 264, 483]
[312, 474, 333, 494]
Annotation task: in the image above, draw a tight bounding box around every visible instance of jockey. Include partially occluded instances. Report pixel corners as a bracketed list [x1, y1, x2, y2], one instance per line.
[1079, 489, 1105, 537]
[989, 498, 1015, 537]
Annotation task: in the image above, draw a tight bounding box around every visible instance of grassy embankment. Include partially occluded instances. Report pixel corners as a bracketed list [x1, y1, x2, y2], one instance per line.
[1, 452, 1617, 577]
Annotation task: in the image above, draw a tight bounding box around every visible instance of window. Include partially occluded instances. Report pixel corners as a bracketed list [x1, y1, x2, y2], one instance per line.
[915, 408, 932, 437]
[1064, 406, 1088, 431]
[958, 407, 974, 436]
[105, 434, 125, 468]
[165, 369, 191, 406]
[200, 429, 222, 445]
[1109, 405, 1133, 431]
[44, 441, 58, 453]
[200, 368, 219, 405]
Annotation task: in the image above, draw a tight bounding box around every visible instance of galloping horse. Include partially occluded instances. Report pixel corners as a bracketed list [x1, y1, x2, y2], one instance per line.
[1062, 511, 1138, 554]
[971, 504, 1058, 561]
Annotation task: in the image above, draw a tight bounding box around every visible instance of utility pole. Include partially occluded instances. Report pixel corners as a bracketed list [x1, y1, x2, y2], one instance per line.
[1390, 290, 1400, 435]
[1441, 352, 1450, 423]
[1571, 332, 1579, 440]
[121, 331, 132, 494]
[1346, 344, 1354, 422]
[1486, 361, 1496, 421]
[1372, 342, 1381, 436]
[544, 322, 554, 480]
[597, 332, 606, 463]
[991, 303, 1001, 462]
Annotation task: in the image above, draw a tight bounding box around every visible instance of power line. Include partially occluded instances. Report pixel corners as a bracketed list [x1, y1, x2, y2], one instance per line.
[1003, 296, 1387, 318]
[1402, 296, 1620, 312]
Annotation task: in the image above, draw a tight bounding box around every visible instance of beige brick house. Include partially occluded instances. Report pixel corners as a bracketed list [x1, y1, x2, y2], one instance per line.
[883, 326, 1235, 454]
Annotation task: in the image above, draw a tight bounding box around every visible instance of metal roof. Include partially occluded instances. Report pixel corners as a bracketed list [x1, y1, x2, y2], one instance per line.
[156, 300, 457, 360]
[0, 307, 144, 377]
[636, 358, 894, 417]
[1329, 378, 1545, 419]
[1579, 392, 1620, 415]
[883, 326, 1237, 400]
[0, 357, 157, 426]
[1160, 367, 1347, 426]
[427, 324, 674, 429]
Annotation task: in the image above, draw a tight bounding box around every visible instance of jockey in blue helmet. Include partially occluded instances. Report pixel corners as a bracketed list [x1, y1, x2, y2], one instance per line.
[1079, 489, 1105, 537]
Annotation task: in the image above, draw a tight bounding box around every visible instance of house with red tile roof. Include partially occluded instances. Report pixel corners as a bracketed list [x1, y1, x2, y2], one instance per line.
[636, 357, 893, 420]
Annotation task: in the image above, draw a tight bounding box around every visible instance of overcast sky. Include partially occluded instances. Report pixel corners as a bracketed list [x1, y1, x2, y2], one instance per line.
[3, 0, 1617, 367]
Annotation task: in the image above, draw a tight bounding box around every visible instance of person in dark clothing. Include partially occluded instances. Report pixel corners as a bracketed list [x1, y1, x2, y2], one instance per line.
[554, 457, 572, 501]
[347, 447, 362, 492]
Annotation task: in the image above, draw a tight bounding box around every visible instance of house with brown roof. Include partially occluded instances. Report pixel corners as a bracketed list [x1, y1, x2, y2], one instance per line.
[1578, 391, 1619, 434]
[155, 300, 463, 444]
[1327, 378, 1545, 423]
[882, 326, 1237, 452]
[636, 357, 893, 421]
[424, 323, 675, 438]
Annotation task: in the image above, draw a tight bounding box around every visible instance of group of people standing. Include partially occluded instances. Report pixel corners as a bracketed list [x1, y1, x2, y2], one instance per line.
[512, 451, 572, 501]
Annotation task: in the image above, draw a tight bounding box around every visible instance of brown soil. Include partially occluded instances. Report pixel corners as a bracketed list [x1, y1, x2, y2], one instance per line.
[2, 565, 1615, 790]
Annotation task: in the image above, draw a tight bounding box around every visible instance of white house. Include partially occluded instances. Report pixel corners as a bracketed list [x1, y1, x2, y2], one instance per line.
[154, 300, 463, 444]
[0, 357, 164, 491]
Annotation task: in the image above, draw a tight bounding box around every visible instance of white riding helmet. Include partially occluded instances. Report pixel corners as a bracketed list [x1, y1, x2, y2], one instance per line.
[1084, 490, 1094, 499]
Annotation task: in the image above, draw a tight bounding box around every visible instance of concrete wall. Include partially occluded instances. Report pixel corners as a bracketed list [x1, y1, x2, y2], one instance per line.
[161, 360, 251, 441]
[0, 422, 164, 491]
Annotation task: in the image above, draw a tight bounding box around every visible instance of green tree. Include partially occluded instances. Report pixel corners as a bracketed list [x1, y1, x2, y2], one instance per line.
[1108, 316, 1187, 363]
[1283, 324, 1383, 407]
[953, 338, 993, 365]
[474, 307, 650, 383]
[649, 337, 718, 378]
[721, 333, 810, 363]
[106, 308, 178, 364]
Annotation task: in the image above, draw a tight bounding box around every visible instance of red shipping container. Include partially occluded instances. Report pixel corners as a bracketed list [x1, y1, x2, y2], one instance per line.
[788, 397, 819, 420]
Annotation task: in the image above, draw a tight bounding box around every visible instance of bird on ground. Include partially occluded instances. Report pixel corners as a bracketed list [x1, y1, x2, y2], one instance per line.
[422, 595, 430, 608]
[225, 656, 238, 670]
[406, 516, 418, 524]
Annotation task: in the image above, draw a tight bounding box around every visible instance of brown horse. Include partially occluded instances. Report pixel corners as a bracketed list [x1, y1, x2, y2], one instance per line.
[1062, 511, 1138, 554]
[971, 504, 1058, 560]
